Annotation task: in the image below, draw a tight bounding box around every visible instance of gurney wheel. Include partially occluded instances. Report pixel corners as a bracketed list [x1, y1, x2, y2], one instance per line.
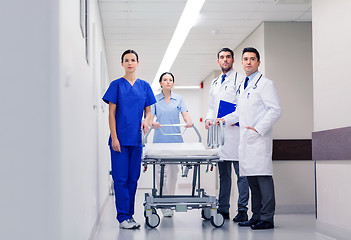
[146, 213, 160, 228]
[144, 208, 157, 218]
[210, 214, 224, 228]
[201, 208, 211, 220]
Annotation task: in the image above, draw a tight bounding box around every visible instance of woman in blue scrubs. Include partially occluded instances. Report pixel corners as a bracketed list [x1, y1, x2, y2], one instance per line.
[151, 72, 193, 217]
[103, 49, 156, 229]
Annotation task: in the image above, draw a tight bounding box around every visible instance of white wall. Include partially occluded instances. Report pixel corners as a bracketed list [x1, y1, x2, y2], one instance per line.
[316, 161, 351, 230]
[273, 161, 314, 213]
[312, 0, 351, 132]
[0, 1, 111, 239]
[0, 1, 60, 239]
[266, 22, 314, 213]
[233, 23, 265, 77]
[265, 22, 313, 139]
[59, 0, 110, 239]
[312, 0, 351, 232]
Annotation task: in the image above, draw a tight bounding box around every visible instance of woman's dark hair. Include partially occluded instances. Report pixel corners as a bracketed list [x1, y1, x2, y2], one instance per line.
[159, 72, 175, 83]
[242, 47, 260, 62]
[217, 47, 234, 59]
[121, 49, 139, 62]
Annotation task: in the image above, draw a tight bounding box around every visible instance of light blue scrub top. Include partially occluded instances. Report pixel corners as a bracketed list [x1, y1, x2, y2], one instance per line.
[103, 77, 156, 147]
[151, 91, 188, 143]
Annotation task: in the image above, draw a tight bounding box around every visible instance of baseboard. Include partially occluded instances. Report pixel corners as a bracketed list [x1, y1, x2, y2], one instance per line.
[316, 220, 351, 240]
[275, 204, 315, 214]
[88, 194, 110, 240]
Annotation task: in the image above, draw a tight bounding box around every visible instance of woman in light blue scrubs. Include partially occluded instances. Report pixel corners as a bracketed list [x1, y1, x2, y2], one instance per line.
[103, 49, 156, 229]
[151, 72, 193, 217]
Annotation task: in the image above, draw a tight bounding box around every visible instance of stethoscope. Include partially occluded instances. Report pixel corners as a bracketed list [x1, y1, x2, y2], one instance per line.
[213, 72, 238, 90]
[236, 74, 262, 95]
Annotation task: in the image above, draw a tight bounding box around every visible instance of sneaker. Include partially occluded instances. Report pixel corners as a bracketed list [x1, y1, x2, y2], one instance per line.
[162, 209, 174, 217]
[119, 219, 138, 229]
[130, 217, 141, 228]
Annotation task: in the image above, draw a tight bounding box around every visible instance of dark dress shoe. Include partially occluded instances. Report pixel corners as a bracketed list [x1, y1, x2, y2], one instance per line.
[233, 211, 248, 222]
[251, 220, 274, 230]
[238, 218, 259, 227]
[217, 211, 229, 219]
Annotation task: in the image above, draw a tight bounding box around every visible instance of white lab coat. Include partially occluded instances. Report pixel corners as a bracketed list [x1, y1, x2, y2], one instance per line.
[224, 72, 281, 176]
[205, 70, 244, 161]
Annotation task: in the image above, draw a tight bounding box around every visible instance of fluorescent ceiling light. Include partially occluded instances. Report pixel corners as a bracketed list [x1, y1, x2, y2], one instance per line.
[152, 85, 200, 95]
[274, 0, 311, 4]
[174, 85, 200, 89]
[151, 0, 205, 90]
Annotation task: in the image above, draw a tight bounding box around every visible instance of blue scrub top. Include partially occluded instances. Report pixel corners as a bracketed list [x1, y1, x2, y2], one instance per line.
[103, 77, 156, 147]
[151, 91, 188, 143]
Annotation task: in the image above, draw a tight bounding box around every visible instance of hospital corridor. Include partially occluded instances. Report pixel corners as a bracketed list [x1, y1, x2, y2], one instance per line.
[1, 0, 351, 240]
[91, 188, 348, 240]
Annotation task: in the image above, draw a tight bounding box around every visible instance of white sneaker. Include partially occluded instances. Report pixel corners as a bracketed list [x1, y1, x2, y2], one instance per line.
[162, 209, 174, 217]
[120, 219, 138, 229]
[130, 217, 141, 228]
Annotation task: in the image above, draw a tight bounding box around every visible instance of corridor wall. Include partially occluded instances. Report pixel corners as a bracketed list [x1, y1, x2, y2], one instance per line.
[312, 0, 351, 234]
[0, 1, 111, 239]
[59, 0, 111, 239]
[0, 1, 61, 239]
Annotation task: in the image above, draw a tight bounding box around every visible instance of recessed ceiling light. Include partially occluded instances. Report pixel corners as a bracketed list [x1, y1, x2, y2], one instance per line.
[151, 0, 205, 90]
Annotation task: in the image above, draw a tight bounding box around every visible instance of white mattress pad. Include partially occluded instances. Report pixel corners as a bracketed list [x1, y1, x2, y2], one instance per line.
[143, 142, 219, 159]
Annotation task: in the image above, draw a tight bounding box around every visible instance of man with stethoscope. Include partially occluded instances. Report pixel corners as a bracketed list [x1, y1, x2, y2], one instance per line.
[205, 48, 249, 223]
[217, 47, 281, 230]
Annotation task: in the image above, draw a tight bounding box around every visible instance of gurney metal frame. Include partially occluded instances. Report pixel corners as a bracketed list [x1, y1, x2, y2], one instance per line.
[142, 122, 225, 228]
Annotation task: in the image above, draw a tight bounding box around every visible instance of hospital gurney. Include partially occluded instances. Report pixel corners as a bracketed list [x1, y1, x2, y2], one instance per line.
[142, 122, 225, 228]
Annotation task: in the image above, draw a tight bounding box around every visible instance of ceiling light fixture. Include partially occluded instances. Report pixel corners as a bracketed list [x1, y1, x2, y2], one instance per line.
[274, 0, 311, 4]
[174, 86, 200, 89]
[151, 0, 205, 90]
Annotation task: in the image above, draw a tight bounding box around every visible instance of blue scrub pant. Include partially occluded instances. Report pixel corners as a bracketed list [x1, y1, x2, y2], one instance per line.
[110, 145, 142, 223]
[218, 161, 249, 213]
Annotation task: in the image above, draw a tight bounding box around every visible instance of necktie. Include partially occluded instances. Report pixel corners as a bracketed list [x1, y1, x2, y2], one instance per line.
[244, 77, 249, 89]
[221, 74, 226, 84]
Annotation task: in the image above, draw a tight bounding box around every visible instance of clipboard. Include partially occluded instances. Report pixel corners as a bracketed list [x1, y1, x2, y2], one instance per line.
[217, 100, 237, 118]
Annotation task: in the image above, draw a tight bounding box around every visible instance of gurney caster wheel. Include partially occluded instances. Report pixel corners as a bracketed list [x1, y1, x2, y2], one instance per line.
[144, 208, 157, 218]
[146, 213, 160, 228]
[201, 208, 211, 220]
[210, 214, 224, 228]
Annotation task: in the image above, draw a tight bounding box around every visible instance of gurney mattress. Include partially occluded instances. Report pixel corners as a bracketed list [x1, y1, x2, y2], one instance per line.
[143, 142, 219, 159]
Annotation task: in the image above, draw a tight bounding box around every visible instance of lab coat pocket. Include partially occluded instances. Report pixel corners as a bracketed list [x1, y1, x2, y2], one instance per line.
[247, 129, 259, 145]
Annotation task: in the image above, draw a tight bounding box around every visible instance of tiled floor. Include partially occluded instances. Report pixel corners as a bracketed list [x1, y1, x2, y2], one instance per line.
[91, 189, 349, 240]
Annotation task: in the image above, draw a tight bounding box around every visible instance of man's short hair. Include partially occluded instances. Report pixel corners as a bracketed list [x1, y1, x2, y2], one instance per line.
[242, 47, 260, 62]
[217, 48, 234, 59]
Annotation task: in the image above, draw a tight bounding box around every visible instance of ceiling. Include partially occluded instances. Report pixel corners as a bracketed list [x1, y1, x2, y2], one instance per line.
[99, 0, 311, 87]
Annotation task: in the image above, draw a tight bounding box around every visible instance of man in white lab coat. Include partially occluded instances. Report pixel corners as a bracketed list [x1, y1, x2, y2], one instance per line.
[218, 47, 281, 229]
[205, 48, 249, 222]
